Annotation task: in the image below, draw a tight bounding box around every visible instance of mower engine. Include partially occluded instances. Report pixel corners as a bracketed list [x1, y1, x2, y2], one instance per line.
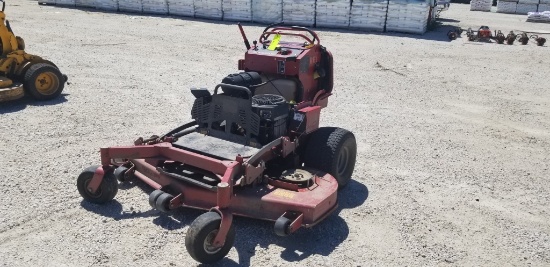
[191, 23, 333, 148]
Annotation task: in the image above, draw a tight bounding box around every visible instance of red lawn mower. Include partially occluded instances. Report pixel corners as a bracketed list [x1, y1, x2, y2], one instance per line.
[76, 23, 357, 264]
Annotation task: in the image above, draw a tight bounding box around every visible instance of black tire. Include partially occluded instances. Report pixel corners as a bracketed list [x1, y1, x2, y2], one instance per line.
[113, 166, 129, 182]
[149, 189, 165, 208]
[274, 216, 291, 237]
[185, 212, 235, 264]
[155, 193, 174, 213]
[23, 63, 64, 101]
[77, 165, 118, 204]
[448, 32, 457, 40]
[304, 127, 357, 189]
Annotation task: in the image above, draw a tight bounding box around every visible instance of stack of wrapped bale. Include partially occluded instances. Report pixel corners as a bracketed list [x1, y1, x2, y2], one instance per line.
[95, 0, 118, 11]
[496, 0, 518, 13]
[470, 0, 492, 11]
[194, 0, 223, 20]
[168, 0, 194, 16]
[349, 0, 388, 32]
[119, 0, 142, 12]
[538, 0, 550, 12]
[386, 0, 430, 34]
[526, 10, 550, 21]
[516, 0, 538, 14]
[282, 0, 316, 27]
[142, 0, 168, 14]
[75, 0, 95, 8]
[223, 0, 253, 21]
[252, 0, 283, 24]
[316, 0, 351, 28]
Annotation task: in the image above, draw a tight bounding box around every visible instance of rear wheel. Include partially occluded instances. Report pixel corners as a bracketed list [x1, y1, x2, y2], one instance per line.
[23, 63, 64, 101]
[304, 127, 357, 189]
[77, 165, 118, 204]
[185, 212, 235, 264]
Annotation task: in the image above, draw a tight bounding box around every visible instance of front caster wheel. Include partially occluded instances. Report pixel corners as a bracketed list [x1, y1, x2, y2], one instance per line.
[155, 193, 174, 213]
[77, 165, 118, 204]
[113, 166, 131, 182]
[148, 189, 164, 208]
[185, 212, 235, 264]
[274, 216, 292, 237]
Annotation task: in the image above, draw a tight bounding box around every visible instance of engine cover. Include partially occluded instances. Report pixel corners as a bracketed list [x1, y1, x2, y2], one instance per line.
[252, 94, 290, 144]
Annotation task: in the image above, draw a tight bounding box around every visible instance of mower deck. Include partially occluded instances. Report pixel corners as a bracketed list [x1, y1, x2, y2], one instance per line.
[130, 156, 338, 225]
[0, 83, 24, 102]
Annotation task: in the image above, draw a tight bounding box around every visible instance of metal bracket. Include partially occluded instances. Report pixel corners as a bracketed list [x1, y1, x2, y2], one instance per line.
[243, 161, 265, 185]
[87, 166, 107, 194]
[169, 193, 184, 209]
[282, 211, 304, 234]
[210, 207, 233, 248]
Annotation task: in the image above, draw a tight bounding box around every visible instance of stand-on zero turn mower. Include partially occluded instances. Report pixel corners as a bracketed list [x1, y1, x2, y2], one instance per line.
[77, 23, 357, 264]
[0, 0, 67, 102]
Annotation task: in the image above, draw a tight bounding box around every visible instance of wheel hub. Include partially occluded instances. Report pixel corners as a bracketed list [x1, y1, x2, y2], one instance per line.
[203, 230, 222, 254]
[279, 169, 314, 184]
[84, 179, 103, 198]
[337, 146, 349, 176]
[35, 72, 59, 95]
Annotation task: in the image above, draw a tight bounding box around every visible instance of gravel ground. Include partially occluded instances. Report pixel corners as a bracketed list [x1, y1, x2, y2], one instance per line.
[1, 1, 549, 266]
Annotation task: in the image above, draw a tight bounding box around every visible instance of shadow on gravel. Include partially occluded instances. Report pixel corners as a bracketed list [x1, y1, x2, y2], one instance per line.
[438, 18, 461, 23]
[80, 199, 161, 221]
[82, 178, 368, 266]
[0, 94, 68, 114]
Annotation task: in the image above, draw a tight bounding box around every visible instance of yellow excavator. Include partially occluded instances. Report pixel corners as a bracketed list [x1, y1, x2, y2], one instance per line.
[0, 0, 67, 102]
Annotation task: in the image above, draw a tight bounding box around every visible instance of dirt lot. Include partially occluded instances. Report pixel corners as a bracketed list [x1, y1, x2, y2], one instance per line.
[1, 1, 549, 266]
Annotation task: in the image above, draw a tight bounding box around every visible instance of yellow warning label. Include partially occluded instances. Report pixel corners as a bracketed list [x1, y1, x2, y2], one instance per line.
[268, 34, 281, 51]
[273, 189, 295, 199]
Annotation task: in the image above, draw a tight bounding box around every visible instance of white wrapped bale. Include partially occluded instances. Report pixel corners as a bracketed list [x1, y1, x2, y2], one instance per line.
[470, 0, 492, 11]
[252, 0, 283, 24]
[517, 0, 538, 4]
[350, 0, 388, 32]
[316, 0, 351, 28]
[142, 0, 168, 14]
[95, 0, 118, 11]
[538, 4, 550, 11]
[526, 11, 550, 21]
[516, 3, 537, 14]
[168, 0, 194, 16]
[496, 1, 517, 13]
[194, 0, 223, 20]
[282, 0, 316, 27]
[75, 0, 95, 8]
[386, 0, 430, 34]
[119, 0, 142, 13]
[223, 0, 252, 21]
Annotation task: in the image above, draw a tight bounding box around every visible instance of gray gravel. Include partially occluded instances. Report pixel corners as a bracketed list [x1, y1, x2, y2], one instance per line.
[1, 1, 550, 266]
